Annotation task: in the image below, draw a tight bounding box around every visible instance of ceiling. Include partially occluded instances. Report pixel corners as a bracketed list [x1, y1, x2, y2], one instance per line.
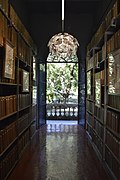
[10, 0, 114, 57]
[24, 0, 102, 13]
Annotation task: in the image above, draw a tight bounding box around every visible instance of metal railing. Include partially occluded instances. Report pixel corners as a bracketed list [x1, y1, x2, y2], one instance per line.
[46, 103, 78, 120]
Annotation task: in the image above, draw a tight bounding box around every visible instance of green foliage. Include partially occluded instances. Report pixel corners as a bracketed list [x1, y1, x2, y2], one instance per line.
[47, 63, 78, 103]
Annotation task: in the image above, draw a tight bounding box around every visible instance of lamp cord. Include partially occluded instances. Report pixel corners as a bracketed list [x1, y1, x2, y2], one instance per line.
[62, 0, 65, 33]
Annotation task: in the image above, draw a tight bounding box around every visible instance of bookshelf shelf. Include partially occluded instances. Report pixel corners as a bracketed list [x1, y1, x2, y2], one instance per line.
[106, 13, 120, 36]
[106, 126, 120, 139]
[94, 116, 104, 125]
[19, 105, 31, 112]
[0, 7, 9, 21]
[19, 58, 31, 69]
[0, 83, 17, 86]
[86, 109, 93, 115]
[30, 129, 37, 140]
[88, 47, 101, 57]
[86, 121, 93, 129]
[18, 124, 30, 137]
[104, 161, 119, 180]
[30, 119, 36, 125]
[105, 144, 120, 164]
[107, 105, 120, 112]
[87, 128, 103, 161]
[0, 137, 18, 157]
[4, 160, 18, 180]
[91, 139, 103, 160]
[0, 111, 17, 121]
[18, 140, 30, 159]
[93, 129, 104, 142]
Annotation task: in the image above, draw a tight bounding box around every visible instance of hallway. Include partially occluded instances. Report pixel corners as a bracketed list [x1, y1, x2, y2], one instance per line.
[8, 124, 110, 180]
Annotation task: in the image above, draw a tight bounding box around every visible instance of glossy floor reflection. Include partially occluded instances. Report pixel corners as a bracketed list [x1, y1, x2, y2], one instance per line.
[8, 124, 110, 180]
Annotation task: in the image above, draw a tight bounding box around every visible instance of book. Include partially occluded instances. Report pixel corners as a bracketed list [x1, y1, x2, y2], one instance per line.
[0, 12, 4, 46]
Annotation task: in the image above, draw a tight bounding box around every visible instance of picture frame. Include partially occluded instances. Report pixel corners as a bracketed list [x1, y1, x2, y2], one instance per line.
[108, 50, 120, 94]
[4, 40, 15, 79]
[33, 56, 36, 81]
[95, 73, 101, 106]
[87, 71, 91, 95]
[22, 70, 29, 92]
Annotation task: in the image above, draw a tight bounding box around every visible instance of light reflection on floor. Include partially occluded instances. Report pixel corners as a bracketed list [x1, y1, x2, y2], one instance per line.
[46, 120, 78, 125]
[46, 120, 78, 132]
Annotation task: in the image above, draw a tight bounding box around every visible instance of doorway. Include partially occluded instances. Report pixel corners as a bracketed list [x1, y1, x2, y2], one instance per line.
[46, 62, 78, 124]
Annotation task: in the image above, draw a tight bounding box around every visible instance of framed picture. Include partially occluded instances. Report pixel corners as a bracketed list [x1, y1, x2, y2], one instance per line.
[108, 50, 120, 94]
[87, 71, 91, 95]
[22, 70, 29, 92]
[95, 72, 101, 106]
[4, 40, 15, 79]
[33, 56, 36, 81]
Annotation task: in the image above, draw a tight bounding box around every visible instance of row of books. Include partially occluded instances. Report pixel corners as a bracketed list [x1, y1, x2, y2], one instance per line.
[0, 110, 36, 156]
[86, 123, 94, 139]
[0, 11, 5, 46]
[105, 130, 120, 160]
[0, 129, 30, 180]
[31, 105, 37, 121]
[92, 130, 103, 156]
[18, 114, 30, 135]
[0, 76, 17, 84]
[107, 28, 120, 55]
[94, 106, 104, 123]
[86, 112, 94, 127]
[0, 0, 8, 16]
[107, 110, 120, 134]
[86, 56, 94, 70]
[94, 50, 102, 67]
[87, 48, 105, 71]
[9, 5, 36, 51]
[86, 100, 93, 113]
[87, 123, 103, 156]
[108, 94, 120, 110]
[17, 35, 31, 64]
[0, 95, 17, 119]
[30, 122, 36, 138]
[105, 147, 120, 180]
[18, 94, 31, 110]
[11, 27, 17, 57]
[94, 119, 104, 140]
[0, 12, 16, 48]
[105, 0, 118, 30]
[86, 113, 104, 140]
[0, 121, 17, 154]
[87, 0, 119, 51]
[0, 3, 36, 54]
[18, 129, 29, 157]
[0, 9, 32, 64]
[0, 144, 18, 180]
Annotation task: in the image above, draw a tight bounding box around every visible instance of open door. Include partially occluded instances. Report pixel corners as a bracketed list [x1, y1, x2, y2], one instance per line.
[38, 63, 46, 125]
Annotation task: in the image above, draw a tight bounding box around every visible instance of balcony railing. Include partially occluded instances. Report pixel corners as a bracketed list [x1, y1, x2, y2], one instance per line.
[46, 103, 78, 120]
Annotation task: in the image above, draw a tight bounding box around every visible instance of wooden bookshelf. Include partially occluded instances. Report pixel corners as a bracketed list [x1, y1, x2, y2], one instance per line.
[0, 1, 37, 180]
[86, 1, 120, 179]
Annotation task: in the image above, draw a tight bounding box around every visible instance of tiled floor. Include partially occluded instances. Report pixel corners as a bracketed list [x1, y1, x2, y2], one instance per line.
[8, 124, 110, 180]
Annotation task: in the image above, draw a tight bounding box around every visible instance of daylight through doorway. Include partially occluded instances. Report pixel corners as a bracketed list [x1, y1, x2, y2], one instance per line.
[46, 63, 78, 123]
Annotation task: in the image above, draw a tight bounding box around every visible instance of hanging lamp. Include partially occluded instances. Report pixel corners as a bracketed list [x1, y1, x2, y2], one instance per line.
[48, 0, 79, 60]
